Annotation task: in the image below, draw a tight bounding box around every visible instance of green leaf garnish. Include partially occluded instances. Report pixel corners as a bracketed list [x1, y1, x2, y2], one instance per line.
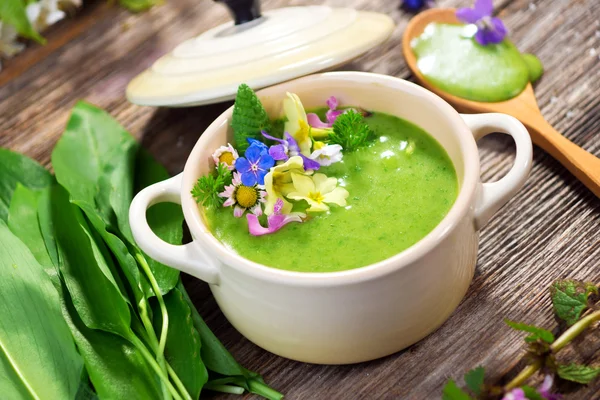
[550, 280, 598, 326]
[464, 366, 485, 396]
[191, 163, 232, 208]
[521, 386, 545, 400]
[557, 363, 600, 384]
[442, 379, 473, 400]
[329, 109, 373, 152]
[231, 84, 272, 153]
[0, 0, 45, 44]
[504, 319, 555, 343]
[118, 0, 162, 12]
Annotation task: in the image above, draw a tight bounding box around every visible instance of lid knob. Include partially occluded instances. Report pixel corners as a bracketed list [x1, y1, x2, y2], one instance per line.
[215, 0, 262, 25]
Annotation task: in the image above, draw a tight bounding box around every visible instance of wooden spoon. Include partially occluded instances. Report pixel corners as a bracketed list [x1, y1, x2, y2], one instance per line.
[402, 8, 600, 198]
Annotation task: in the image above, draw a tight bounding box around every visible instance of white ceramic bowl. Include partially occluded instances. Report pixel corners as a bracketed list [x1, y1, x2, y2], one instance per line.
[129, 72, 532, 364]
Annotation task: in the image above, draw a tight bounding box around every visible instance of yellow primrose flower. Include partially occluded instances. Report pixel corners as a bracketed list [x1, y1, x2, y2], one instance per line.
[263, 156, 305, 215]
[283, 92, 331, 156]
[287, 172, 349, 213]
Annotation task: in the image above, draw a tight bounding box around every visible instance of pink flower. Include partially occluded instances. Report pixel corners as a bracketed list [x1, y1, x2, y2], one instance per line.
[220, 172, 266, 217]
[306, 96, 344, 128]
[246, 199, 304, 236]
[212, 143, 239, 171]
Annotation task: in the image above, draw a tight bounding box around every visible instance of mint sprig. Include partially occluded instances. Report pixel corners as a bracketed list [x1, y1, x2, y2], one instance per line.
[505, 320, 555, 343]
[557, 363, 600, 384]
[231, 84, 272, 153]
[550, 279, 598, 326]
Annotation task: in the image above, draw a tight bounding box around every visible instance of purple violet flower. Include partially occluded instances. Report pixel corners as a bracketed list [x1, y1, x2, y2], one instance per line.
[261, 131, 321, 171]
[247, 199, 304, 236]
[456, 0, 508, 46]
[306, 96, 344, 128]
[502, 388, 526, 400]
[401, 0, 434, 13]
[235, 143, 275, 186]
[538, 375, 562, 400]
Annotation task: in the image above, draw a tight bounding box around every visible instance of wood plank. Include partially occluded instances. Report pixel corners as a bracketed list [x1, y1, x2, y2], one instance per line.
[1, 0, 599, 398]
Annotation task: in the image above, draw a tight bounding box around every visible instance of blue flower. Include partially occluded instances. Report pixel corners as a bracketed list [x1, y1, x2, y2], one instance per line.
[402, 0, 433, 13]
[246, 138, 269, 153]
[235, 143, 275, 186]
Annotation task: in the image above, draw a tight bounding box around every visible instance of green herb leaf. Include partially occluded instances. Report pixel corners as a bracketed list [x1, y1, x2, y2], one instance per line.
[50, 185, 133, 337]
[8, 184, 55, 268]
[464, 366, 485, 396]
[58, 279, 163, 399]
[0, 219, 83, 399]
[231, 83, 272, 152]
[557, 363, 600, 384]
[191, 163, 232, 208]
[329, 109, 373, 152]
[0, 0, 45, 43]
[521, 386, 545, 400]
[550, 280, 598, 326]
[442, 379, 473, 400]
[118, 0, 162, 12]
[133, 148, 183, 296]
[505, 319, 555, 344]
[0, 148, 53, 223]
[152, 287, 208, 399]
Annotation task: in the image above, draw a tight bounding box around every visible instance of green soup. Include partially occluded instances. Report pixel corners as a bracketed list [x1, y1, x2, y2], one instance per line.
[204, 112, 458, 273]
[411, 23, 543, 103]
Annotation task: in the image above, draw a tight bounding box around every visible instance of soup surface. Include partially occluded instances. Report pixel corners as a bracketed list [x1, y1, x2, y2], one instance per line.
[204, 112, 458, 272]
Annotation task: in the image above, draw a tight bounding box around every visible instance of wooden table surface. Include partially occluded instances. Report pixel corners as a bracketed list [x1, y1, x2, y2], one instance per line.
[1, 0, 599, 398]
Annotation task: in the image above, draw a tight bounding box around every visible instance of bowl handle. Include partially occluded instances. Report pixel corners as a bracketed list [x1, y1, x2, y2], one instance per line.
[129, 173, 220, 285]
[461, 113, 533, 230]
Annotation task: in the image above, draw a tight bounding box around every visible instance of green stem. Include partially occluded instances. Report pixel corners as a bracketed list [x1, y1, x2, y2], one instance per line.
[504, 309, 600, 390]
[204, 383, 245, 395]
[135, 253, 169, 363]
[166, 364, 192, 400]
[248, 378, 284, 400]
[550, 310, 600, 352]
[129, 335, 183, 400]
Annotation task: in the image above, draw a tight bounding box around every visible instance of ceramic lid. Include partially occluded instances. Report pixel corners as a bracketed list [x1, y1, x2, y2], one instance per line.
[126, 1, 394, 107]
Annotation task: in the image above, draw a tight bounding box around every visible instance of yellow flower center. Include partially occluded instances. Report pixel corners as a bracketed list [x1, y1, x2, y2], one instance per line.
[236, 186, 258, 208]
[218, 151, 235, 166]
[308, 191, 325, 204]
[297, 120, 310, 143]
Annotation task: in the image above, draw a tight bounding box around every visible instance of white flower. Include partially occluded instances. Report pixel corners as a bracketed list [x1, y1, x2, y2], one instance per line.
[211, 143, 239, 171]
[27, 0, 66, 32]
[309, 144, 343, 167]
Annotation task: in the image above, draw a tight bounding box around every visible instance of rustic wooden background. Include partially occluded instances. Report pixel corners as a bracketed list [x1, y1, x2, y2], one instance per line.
[1, 0, 599, 398]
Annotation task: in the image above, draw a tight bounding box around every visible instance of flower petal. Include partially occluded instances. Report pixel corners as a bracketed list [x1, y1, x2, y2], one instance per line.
[222, 198, 236, 207]
[326, 96, 338, 110]
[312, 173, 338, 194]
[300, 154, 321, 171]
[247, 214, 271, 236]
[256, 169, 269, 185]
[273, 198, 284, 214]
[235, 157, 251, 173]
[257, 153, 275, 171]
[250, 203, 263, 216]
[305, 199, 330, 213]
[307, 113, 331, 128]
[322, 187, 349, 207]
[487, 17, 508, 43]
[269, 144, 288, 160]
[261, 131, 286, 144]
[233, 205, 245, 218]
[244, 144, 262, 163]
[474, 0, 494, 16]
[290, 172, 315, 196]
[456, 7, 482, 24]
[241, 171, 258, 187]
[326, 109, 344, 125]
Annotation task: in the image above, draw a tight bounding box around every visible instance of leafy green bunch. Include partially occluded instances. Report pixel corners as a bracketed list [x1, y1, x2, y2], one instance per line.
[443, 279, 599, 399]
[0, 102, 282, 400]
[191, 163, 232, 208]
[329, 109, 374, 152]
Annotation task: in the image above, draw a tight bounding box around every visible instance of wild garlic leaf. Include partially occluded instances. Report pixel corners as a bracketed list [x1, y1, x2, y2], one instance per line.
[51, 185, 133, 338]
[0, 219, 82, 399]
[0, 148, 53, 223]
[231, 84, 272, 152]
[0, 0, 44, 43]
[504, 319, 555, 344]
[550, 280, 598, 326]
[133, 148, 183, 296]
[442, 379, 473, 400]
[58, 279, 163, 400]
[521, 386, 545, 400]
[8, 184, 54, 268]
[329, 109, 373, 152]
[152, 287, 208, 399]
[464, 366, 485, 396]
[557, 363, 600, 384]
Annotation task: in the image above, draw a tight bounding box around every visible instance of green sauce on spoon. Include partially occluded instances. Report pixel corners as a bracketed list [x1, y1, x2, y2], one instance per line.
[411, 23, 543, 103]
